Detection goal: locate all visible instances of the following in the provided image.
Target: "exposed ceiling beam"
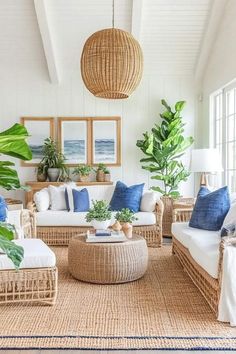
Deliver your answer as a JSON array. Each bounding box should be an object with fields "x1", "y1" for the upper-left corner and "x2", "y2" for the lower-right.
[
  {"x1": 131, "y1": 0, "x2": 143, "y2": 40},
  {"x1": 194, "y1": 0, "x2": 229, "y2": 85},
  {"x1": 34, "y1": 0, "x2": 60, "y2": 84}
]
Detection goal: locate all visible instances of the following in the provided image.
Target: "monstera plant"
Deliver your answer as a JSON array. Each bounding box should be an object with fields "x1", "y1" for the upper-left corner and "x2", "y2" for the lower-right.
[
  {"x1": 137, "y1": 99, "x2": 194, "y2": 198},
  {"x1": 0, "y1": 124, "x2": 32, "y2": 269}
]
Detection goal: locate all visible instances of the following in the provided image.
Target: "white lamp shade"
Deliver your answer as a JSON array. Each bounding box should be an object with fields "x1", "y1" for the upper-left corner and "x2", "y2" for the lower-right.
[{"x1": 190, "y1": 148, "x2": 223, "y2": 173}]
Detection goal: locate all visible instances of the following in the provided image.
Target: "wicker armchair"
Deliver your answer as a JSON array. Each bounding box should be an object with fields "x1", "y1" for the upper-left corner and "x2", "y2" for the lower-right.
[
  {"x1": 0, "y1": 209, "x2": 57, "y2": 305},
  {"x1": 172, "y1": 205, "x2": 234, "y2": 315},
  {"x1": 27, "y1": 199, "x2": 164, "y2": 248}
]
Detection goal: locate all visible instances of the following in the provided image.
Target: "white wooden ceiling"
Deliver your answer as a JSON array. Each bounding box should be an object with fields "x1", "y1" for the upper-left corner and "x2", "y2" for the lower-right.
[{"x1": 0, "y1": 0, "x2": 226, "y2": 83}]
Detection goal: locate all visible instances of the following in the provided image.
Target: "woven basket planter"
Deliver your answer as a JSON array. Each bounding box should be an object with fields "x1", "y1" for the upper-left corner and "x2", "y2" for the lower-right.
[{"x1": 81, "y1": 28, "x2": 143, "y2": 99}]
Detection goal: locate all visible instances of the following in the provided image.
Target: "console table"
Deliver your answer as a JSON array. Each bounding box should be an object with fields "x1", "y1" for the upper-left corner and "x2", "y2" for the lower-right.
[{"x1": 25, "y1": 181, "x2": 113, "y2": 205}]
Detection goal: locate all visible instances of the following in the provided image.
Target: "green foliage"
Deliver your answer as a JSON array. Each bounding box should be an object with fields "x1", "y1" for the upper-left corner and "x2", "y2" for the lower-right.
[
  {"x1": 0, "y1": 123, "x2": 32, "y2": 268},
  {"x1": 136, "y1": 99, "x2": 194, "y2": 198},
  {"x1": 86, "y1": 200, "x2": 112, "y2": 222},
  {"x1": 115, "y1": 208, "x2": 137, "y2": 223},
  {"x1": 73, "y1": 164, "x2": 93, "y2": 177},
  {"x1": 0, "y1": 124, "x2": 32, "y2": 190},
  {"x1": 0, "y1": 223, "x2": 24, "y2": 270},
  {"x1": 40, "y1": 138, "x2": 70, "y2": 181},
  {"x1": 96, "y1": 163, "x2": 106, "y2": 172}
]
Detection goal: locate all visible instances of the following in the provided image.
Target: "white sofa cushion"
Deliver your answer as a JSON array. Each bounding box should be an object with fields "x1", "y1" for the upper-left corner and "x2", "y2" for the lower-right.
[
  {"x1": 34, "y1": 188, "x2": 50, "y2": 212},
  {"x1": 48, "y1": 185, "x2": 67, "y2": 211},
  {"x1": 36, "y1": 210, "x2": 156, "y2": 227},
  {"x1": 0, "y1": 239, "x2": 56, "y2": 270},
  {"x1": 172, "y1": 222, "x2": 220, "y2": 279},
  {"x1": 140, "y1": 191, "x2": 157, "y2": 212}
]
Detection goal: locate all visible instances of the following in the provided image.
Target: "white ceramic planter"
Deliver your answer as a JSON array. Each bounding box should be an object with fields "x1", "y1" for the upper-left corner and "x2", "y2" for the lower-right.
[
  {"x1": 47, "y1": 168, "x2": 60, "y2": 182},
  {"x1": 91, "y1": 220, "x2": 111, "y2": 230}
]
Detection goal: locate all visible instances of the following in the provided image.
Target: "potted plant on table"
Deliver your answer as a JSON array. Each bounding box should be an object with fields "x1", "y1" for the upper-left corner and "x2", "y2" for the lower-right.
[
  {"x1": 136, "y1": 99, "x2": 194, "y2": 236},
  {"x1": 36, "y1": 162, "x2": 47, "y2": 182},
  {"x1": 0, "y1": 123, "x2": 32, "y2": 269},
  {"x1": 73, "y1": 164, "x2": 92, "y2": 182},
  {"x1": 86, "y1": 200, "x2": 112, "y2": 230},
  {"x1": 103, "y1": 167, "x2": 111, "y2": 182},
  {"x1": 40, "y1": 137, "x2": 69, "y2": 182},
  {"x1": 114, "y1": 208, "x2": 137, "y2": 239}
]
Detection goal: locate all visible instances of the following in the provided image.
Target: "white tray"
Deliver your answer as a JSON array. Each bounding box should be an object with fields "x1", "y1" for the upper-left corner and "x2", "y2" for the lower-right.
[{"x1": 86, "y1": 231, "x2": 127, "y2": 243}]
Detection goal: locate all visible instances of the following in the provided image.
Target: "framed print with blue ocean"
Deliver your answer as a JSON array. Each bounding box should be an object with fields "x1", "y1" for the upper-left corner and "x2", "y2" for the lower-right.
[
  {"x1": 20, "y1": 117, "x2": 55, "y2": 166},
  {"x1": 58, "y1": 118, "x2": 90, "y2": 166},
  {"x1": 91, "y1": 117, "x2": 121, "y2": 166}
]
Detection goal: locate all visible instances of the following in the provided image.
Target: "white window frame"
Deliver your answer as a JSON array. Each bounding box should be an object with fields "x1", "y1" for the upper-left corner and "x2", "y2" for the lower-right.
[{"x1": 210, "y1": 79, "x2": 236, "y2": 192}]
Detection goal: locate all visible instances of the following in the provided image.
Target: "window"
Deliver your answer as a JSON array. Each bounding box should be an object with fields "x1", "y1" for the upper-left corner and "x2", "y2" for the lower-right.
[{"x1": 211, "y1": 81, "x2": 236, "y2": 192}]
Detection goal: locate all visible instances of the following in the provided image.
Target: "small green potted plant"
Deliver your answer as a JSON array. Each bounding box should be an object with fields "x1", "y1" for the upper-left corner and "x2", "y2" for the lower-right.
[
  {"x1": 86, "y1": 200, "x2": 112, "y2": 230},
  {"x1": 96, "y1": 163, "x2": 107, "y2": 182},
  {"x1": 115, "y1": 208, "x2": 137, "y2": 238},
  {"x1": 40, "y1": 137, "x2": 68, "y2": 182},
  {"x1": 73, "y1": 164, "x2": 92, "y2": 182},
  {"x1": 36, "y1": 162, "x2": 47, "y2": 182},
  {"x1": 103, "y1": 167, "x2": 111, "y2": 182}
]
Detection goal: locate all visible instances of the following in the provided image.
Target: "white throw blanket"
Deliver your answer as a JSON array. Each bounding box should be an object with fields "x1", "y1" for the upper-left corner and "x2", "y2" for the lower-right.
[{"x1": 218, "y1": 245, "x2": 236, "y2": 326}]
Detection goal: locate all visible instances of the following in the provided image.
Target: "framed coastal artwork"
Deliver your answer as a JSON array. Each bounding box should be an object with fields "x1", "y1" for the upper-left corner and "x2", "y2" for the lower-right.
[
  {"x1": 20, "y1": 117, "x2": 55, "y2": 166},
  {"x1": 58, "y1": 117, "x2": 121, "y2": 166},
  {"x1": 91, "y1": 117, "x2": 121, "y2": 165},
  {"x1": 58, "y1": 118, "x2": 90, "y2": 166}
]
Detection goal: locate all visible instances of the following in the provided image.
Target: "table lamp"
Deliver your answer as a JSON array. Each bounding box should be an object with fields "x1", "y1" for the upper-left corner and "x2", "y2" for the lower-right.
[{"x1": 189, "y1": 148, "x2": 223, "y2": 187}]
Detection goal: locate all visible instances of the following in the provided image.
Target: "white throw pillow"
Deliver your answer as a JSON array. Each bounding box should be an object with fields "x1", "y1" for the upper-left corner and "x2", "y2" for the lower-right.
[
  {"x1": 222, "y1": 203, "x2": 236, "y2": 229},
  {"x1": 140, "y1": 191, "x2": 158, "y2": 212},
  {"x1": 7, "y1": 210, "x2": 24, "y2": 239},
  {"x1": 34, "y1": 188, "x2": 50, "y2": 212},
  {"x1": 48, "y1": 185, "x2": 67, "y2": 211}
]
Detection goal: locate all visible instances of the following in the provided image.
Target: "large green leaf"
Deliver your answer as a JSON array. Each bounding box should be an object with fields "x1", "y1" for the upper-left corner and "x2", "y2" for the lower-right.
[
  {"x1": 0, "y1": 161, "x2": 21, "y2": 190},
  {"x1": 0, "y1": 223, "x2": 24, "y2": 269},
  {"x1": 175, "y1": 101, "x2": 186, "y2": 112},
  {"x1": 0, "y1": 123, "x2": 32, "y2": 160}
]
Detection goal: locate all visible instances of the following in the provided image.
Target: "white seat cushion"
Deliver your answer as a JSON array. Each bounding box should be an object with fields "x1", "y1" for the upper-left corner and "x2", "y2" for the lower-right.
[
  {"x1": 0, "y1": 239, "x2": 56, "y2": 270},
  {"x1": 36, "y1": 210, "x2": 156, "y2": 227},
  {"x1": 172, "y1": 222, "x2": 220, "y2": 279}
]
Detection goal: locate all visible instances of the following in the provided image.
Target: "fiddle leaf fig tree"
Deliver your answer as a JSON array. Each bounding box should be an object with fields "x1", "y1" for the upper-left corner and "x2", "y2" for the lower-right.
[
  {"x1": 137, "y1": 100, "x2": 194, "y2": 198},
  {"x1": 0, "y1": 123, "x2": 32, "y2": 269}
]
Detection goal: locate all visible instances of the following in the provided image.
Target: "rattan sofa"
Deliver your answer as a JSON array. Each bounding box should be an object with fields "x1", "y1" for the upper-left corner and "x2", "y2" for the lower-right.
[
  {"x1": 172, "y1": 206, "x2": 235, "y2": 315},
  {"x1": 27, "y1": 184, "x2": 164, "y2": 247},
  {"x1": 0, "y1": 209, "x2": 58, "y2": 305}
]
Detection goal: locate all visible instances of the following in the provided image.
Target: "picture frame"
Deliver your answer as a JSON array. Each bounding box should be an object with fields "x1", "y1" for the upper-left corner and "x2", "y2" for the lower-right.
[
  {"x1": 91, "y1": 117, "x2": 121, "y2": 166},
  {"x1": 20, "y1": 117, "x2": 55, "y2": 166},
  {"x1": 58, "y1": 118, "x2": 91, "y2": 166}
]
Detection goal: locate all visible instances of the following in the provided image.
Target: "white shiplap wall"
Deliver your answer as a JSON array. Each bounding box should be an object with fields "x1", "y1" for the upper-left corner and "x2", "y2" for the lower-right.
[{"x1": 0, "y1": 0, "x2": 196, "y2": 202}]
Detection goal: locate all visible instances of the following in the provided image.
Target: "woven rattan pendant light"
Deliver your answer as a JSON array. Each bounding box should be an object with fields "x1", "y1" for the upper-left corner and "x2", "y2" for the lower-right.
[{"x1": 80, "y1": 0, "x2": 143, "y2": 99}]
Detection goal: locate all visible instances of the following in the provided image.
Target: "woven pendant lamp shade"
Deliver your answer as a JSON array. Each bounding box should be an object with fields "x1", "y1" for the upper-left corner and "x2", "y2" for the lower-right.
[{"x1": 81, "y1": 28, "x2": 143, "y2": 99}]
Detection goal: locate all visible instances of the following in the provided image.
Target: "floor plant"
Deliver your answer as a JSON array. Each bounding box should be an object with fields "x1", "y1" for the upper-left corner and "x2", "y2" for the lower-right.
[{"x1": 0, "y1": 123, "x2": 32, "y2": 269}]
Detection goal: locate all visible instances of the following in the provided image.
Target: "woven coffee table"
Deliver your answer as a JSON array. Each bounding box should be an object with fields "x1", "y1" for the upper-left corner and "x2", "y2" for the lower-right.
[{"x1": 68, "y1": 234, "x2": 148, "y2": 284}]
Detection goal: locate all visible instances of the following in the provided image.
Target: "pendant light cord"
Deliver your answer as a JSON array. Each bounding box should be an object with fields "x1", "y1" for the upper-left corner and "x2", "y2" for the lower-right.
[{"x1": 112, "y1": 0, "x2": 115, "y2": 28}]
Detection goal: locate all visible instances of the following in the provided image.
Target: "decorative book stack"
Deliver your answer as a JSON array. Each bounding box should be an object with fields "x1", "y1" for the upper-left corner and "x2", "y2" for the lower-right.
[{"x1": 86, "y1": 230, "x2": 127, "y2": 243}]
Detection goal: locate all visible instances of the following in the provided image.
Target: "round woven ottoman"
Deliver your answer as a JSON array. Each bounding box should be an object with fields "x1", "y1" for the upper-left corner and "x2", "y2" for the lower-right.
[{"x1": 68, "y1": 235, "x2": 148, "y2": 284}]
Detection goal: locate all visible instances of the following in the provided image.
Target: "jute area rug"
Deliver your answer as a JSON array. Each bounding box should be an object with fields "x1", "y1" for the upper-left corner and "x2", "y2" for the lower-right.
[{"x1": 0, "y1": 245, "x2": 236, "y2": 351}]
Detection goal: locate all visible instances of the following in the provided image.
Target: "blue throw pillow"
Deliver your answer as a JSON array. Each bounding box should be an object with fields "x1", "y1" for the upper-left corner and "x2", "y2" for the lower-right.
[
  {"x1": 110, "y1": 181, "x2": 144, "y2": 212},
  {"x1": 65, "y1": 188, "x2": 89, "y2": 212},
  {"x1": 0, "y1": 196, "x2": 7, "y2": 222},
  {"x1": 189, "y1": 186, "x2": 230, "y2": 231}
]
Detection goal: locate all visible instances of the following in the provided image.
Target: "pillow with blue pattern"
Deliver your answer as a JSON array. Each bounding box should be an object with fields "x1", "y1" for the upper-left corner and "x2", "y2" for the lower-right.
[
  {"x1": 189, "y1": 186, "x2": 230, "y2": 231},
  {"x1": 0, "y1": 196, "x2": 7, "y2": 222}
]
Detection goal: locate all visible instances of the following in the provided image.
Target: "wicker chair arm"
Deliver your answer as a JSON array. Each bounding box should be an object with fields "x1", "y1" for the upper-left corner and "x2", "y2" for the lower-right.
[
  {"x1": 20, "y1": 209, "x2": 37, "y2": 238},
  {"x1": 172, "y1": 207, "x2": 193, "y2": 223}
]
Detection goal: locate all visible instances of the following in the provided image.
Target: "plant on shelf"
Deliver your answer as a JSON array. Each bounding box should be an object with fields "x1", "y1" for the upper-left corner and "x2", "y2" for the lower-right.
[
  {"x1": 96, "y1": 163, "x2": 107, "y2": 182},
  {"x1": 36, "y1": 162, "x2": 47, "y2": 182},
  {"x1": 40, "y1": 137, "x2": 69, "y2": 182},
  {"x1": 73, "y1": 164, "x2": 93, "y2": 182},
  {"x1": 86, "y1": 200, "x2": 112, "y2": 230},
  {"x1": 0, "y1": 123, "x2": 32, "y2": 269},
  {"x1": 114, "y1": 208, "x2": 137, "y2": 239},
  {"x1": 103, "y1": 167, "x2": 111, "y2": 182},
  {"x1": 136, "y1": 99, "x2": 194, "y2": 236},
  {"x1": 137, "y1": 99, "x2": 194, "y2": 198}
]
